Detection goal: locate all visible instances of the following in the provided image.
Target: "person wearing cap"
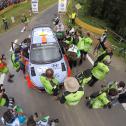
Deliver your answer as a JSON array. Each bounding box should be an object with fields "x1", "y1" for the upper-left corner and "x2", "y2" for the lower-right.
[
  {"x1": 40, "y1": 68, "x2": 59, "y2": 96},
  {"x1": 66, "y1": 44, "x2": 81, "y2": 68},
  {"x1": 0, "y1": 54, "x2": 14, "y2": 83},
  {"x1": 77, "y1": 32, "x2": 93, "y2": 64},
  {"x1": 60, "y1": 77, "x2": 84, "y2": 105}
]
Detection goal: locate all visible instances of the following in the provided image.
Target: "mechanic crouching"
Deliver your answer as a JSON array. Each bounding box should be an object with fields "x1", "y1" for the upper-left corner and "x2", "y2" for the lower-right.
[
  {"x1": 86, "y1": 88, "x2": 118, "y2": 109},
  {"x1": 11, "y1": 48, "x2": 25, "y2": 74},
  {"x1": 60, "y1": 77, "x2": 84, "y2": 105},
  {"x1": 40, "y1": 68, "x2": 60, "y2": 96},
  {"x1": 0, "y1": 86, "x2": 14, "y2": 108}
]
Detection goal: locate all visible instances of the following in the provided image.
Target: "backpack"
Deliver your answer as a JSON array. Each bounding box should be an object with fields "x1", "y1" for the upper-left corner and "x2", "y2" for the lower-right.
[{"x1": 3, "y1": 109, "x2": 17, "y2": 124}]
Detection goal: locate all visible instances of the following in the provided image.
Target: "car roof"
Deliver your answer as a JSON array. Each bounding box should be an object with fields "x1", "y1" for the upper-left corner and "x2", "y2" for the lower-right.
[{"x1": 31, "y1": 27, "x2": 57, "y2": 44}]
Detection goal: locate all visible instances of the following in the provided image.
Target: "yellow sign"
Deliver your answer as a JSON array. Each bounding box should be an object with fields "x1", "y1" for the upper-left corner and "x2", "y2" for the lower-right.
[{"x1": 75, "y1": 3, "x2": 82, "y2": 10}]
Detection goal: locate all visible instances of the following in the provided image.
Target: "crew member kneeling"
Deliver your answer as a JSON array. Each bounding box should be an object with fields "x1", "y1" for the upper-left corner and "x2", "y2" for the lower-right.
[
  {"x1": 40, "y1": 69, "x2": 59, "y2": 96},
  {"x1": 60, "y1": 77, "x2": 84, "y2": 105}
]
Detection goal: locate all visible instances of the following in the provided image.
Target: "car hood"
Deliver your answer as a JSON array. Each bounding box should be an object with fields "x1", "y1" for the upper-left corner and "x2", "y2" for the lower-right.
[{"x1": 28, "y1": 58, "x2": 67, "y2": 88}]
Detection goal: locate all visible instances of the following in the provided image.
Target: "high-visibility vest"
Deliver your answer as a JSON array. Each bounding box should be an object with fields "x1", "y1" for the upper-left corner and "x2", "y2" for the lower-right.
[
  {"x1": 65, "y1": 87, "x2": 84, "y2": 105},
  {"x1": 40, "y1": 76, "x2": 59, "y2": 95},
  {"x1": 0, "y1": 60, "x2": 8, "y2": 74},
  {"x1": 77, "y1": 37, "x2": 92, "y2": 52},
  {"x1": 0, "y1": 62, "x2": 6, "y2": 69},
  {"x1": 71, "y1": 12, "x2": 76, "y2": 19},
  {"x1": 91, "y1": 92, "x2": 110, "y2": 109},
  {"x1": 11, "y1": 53, "x2": 20, "y2": 70},
  {"x1": 0, "y1": 98, "x2": 6, "y2": 107},
  {"x1": 83, "y1": 37, "x2": 93, "y2": 52},
  {"x1": 91, "y1": 62, "x2": 109, "y2": 80}
]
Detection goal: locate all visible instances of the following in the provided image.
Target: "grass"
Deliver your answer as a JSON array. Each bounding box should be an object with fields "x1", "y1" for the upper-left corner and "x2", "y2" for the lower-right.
[{"x1": 0, "y1": 0, "x2": 57, "y2": 33}]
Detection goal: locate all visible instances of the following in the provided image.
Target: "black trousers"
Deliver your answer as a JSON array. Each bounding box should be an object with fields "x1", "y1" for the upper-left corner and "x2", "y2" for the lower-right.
[
  {"x1": 80, "y1": 51, "x2": 87, "y2": 64},
  {"x1": 71, "y1": 19, "x2": 75, "y2": 25},
  {"x1": 118, "y1": 92, "x2": 126, "y2": 103},
  {"x1": 4, "y1": 22, "x2": 8, "y2": 30},
  {"x1": 88, "y1": 75, "x2": 98, "y2": 87}
]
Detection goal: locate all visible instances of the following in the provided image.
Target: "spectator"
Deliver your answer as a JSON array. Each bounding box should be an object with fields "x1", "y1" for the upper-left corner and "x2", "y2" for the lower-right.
[
  {"x1": 21, "y1": 14, "x2": 29, "y2": 32},
  {"x1": 0, "y1": 54, "x2": 14, "y2": 82},
  {"x1": 2, "y1": 15, "x2": 9, "y2": 31}
]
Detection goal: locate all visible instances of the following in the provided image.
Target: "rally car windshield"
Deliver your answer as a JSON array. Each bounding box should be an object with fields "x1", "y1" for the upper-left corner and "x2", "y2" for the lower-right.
[{"x1": 30, "y1": 44, "x2": 62, "y2": 64}]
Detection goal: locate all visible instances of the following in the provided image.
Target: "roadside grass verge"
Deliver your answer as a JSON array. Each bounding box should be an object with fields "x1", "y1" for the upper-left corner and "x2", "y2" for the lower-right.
[{"x1": 0, "y1": 0, "x2": 57, "y2": 33}]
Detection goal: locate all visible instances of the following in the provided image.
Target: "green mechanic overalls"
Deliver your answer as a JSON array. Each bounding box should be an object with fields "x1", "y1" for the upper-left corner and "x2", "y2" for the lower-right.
[
  {"x1": 11, "y1": 53, "x2": 20, "y2": 72},
  {"x1": 91, "y1": 62, "x2": 109, "y2": 80},
  {"x1": 77, "y1": 37, "x2": 92, "y2": 52},
  {"x1": 40, "y1": 76, "x2": 59, "y2": 95},
  {"x1": 64, "y1": 87, "x2": 84, "y2": 105},
  {"x1": 90, "y1": 92, "x2": 110, "y2": 109},
  {"x1": 0, "y1": 97, "x2": 6, "y2": 107}
]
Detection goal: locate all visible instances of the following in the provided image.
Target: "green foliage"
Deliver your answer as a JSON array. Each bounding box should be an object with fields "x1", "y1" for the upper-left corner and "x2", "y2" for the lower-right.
[{"x1": 78, "y1": 0, "x2": 126, "y2": 38}]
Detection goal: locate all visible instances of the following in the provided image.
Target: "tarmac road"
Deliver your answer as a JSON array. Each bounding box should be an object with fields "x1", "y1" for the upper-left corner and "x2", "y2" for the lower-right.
[{"x1": 0, "y1": 4, "x2": 126, "y2": 126}]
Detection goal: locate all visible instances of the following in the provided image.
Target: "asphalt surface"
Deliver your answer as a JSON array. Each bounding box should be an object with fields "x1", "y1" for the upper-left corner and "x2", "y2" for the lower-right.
[{"x1": 0, "y1": 4, "x2": 126, "y2": 126}]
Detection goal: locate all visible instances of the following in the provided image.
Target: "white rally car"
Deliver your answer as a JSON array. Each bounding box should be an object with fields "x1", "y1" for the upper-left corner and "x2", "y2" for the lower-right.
[{"x1": 26, "y1": 26, "x2": 71, "y2": 89}]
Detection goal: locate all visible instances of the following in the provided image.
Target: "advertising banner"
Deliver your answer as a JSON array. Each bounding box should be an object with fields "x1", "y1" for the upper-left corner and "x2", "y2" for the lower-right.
[
  {"x1": 58, "y1": 0, "x2": 67, "y2": 13},
  {"x1": 31, "y1": 0, "x2": 39, "y2": 13}
]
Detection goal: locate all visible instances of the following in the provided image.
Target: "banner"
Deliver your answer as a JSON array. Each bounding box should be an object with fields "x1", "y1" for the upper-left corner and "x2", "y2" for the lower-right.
[
  {"x1": 31, "y1": 0, "x2": 39, "y2": 13},
  {"x1": 58, "y1": 0, "x2": 67, "y2": 13}
]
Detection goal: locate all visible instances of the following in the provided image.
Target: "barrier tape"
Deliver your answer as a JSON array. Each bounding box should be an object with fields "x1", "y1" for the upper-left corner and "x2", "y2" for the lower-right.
[{"x1": 75, "y1": 18, "x2": 105, "y2": 35}]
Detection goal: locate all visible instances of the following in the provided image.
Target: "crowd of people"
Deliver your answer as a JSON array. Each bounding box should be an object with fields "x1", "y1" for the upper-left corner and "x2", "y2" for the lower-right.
[
  {"x1": 0, "y1": 14, "x2": 126, "y2": 125},
  {"x1": 52, "y1": 15, "x2": 126, "y2": 108},
  {"x1": 2, "y1": 13, "x2": 29, "y2": 31},
  {"x1": 0, "y1": 0, "x2": 26, "y2": 10}
]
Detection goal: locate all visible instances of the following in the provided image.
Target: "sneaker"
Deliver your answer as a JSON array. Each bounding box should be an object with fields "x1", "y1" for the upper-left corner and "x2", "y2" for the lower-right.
[
  {"x1": 8, "y1": 79, "x2": 13, "y2": 83},
  {"x1": 10, "y1": 74, "x2": 14, "y2": 78},
  {"x1": 0, "y1": 84, "x2": 3, "y2": 90}
]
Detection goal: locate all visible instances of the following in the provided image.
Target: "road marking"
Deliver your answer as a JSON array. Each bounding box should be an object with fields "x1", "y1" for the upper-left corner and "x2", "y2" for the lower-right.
[
  {"x1": 0, "y1": 73, "x2": 6, "y2": 84},
  {"x1": 87, "y1": 54, "x2": 94, "y2": 65},
  {"x1": 10, "y1": 39, "x2": 18, "y2": 52},
  {"x1": 87, "y1": 54, "x2": 126, "y2": 111},
  {"x1": 122, "y1": 103, "x2": 126, "y2": 110}
]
